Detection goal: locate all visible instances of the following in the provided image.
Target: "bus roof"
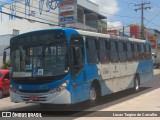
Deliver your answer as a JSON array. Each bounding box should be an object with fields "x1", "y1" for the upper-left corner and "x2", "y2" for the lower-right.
[
  {"x1": 11, "y1": 28, "x2": 150, "y2": 44},
  {"x1": 76, "y1": 29, "x2": 150, "y2": 44}
]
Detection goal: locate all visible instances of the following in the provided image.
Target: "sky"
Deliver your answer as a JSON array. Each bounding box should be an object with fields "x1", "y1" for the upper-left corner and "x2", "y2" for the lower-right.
[{"x1": 90, "y1": 0, "x2": 160, "y2": 31}]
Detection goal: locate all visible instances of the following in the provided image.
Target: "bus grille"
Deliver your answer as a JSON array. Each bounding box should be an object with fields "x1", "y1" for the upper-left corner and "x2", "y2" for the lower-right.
[
  {"x1": 21, "y1": 96, "x2": 47, "y2": 102},
  {"x1": 12, "y1": 74, "x2": 67, "y2": 85}
]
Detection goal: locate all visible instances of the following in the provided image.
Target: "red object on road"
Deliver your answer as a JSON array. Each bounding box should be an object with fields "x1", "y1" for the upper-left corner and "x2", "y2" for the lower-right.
[{"x1": 0, "y1": 69, "x2": 10, "y2": 98}]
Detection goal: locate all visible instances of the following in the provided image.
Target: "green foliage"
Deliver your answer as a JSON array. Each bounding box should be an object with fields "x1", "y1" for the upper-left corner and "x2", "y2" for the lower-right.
[{"x1": 1, "y1": 60, "x2": 11, "y2": 70}]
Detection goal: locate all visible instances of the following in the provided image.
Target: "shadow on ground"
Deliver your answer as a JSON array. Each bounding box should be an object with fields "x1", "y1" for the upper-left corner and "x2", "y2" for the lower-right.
[
  {"x1": 3, "y1": 73, "x2": 160, "y2": 117},
  {"x1": 7, "y1": 87, "x2": 153, "y2": 117}
]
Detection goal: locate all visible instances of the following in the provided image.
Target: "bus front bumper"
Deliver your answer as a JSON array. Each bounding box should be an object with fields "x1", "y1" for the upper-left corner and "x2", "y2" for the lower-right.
[{"x1": 10, "y1": 89, "x2": 71, "y2": 104}]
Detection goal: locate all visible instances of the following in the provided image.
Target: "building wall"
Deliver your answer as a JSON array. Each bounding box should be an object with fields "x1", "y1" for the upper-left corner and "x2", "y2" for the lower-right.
[
  {"x1": 0, "y1": 34, "x2": 13, "y2": 67},
  {"x1": 0, "y1": 1, "x2": 59, "y2": 35},
  {"x1": 118, "y1": 26, "x2": 130, "y2": 37},
  {"x1": 130, "y1": 25, "x2": 140, "y2": 38},
  {"x1": 0, "y1": 0, "x2": 102, "y2": 35},
  {"x1": 77, "y1": 0, "x2": 98, "y2": 12}
]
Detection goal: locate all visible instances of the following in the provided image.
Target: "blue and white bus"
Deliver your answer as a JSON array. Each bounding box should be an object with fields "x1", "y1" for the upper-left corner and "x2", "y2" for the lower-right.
[{"x1": 3, "y1": 28, "x2": 153, "y2": 105}]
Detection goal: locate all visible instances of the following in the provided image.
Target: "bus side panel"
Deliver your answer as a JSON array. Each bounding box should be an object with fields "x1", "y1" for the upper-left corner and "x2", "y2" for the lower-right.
[
  {"x1": 145, "y1": 60, "x2": 154, "y2": 82},
  {"x1": 71, "y1": 85, "x2": 84, "y2": 104},
  {"x1": 70, "y1": 65, "x2": 99, "y2": 104},
  {"x1": 100, "y1": 79, "x2": 112, "y2": 96},
  {"x1": 136, "y1": 60, "x2": 153, "y2": 84}
]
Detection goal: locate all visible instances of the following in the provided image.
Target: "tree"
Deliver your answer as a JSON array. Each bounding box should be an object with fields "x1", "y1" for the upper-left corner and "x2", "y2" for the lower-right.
[{"x1": 1, "y1": 60, "x2": 11, "y2": 70}]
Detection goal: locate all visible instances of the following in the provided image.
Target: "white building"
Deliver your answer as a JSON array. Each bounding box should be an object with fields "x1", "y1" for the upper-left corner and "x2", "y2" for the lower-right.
[
  {"x1": 0, "y1": 34, "x2": 13, "y2": 66},
  {"x1": 0, "y1": 0, "x2": 59, "y2": 35},
  {"x1": 0, "y1": 0, "x2": 107, "y2": 35}
]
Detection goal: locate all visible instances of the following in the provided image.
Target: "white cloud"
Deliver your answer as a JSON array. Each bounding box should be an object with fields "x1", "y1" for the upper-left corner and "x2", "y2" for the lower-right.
[
  {"x1": 89, "y1": 0, "x2": 122, "y2": 29},
  {"x1": 107, "y1": 21, "x2": 123, "y2": 29},
  {"x1": 89, "y1": 0, "x2": 119, "y2": 16}
]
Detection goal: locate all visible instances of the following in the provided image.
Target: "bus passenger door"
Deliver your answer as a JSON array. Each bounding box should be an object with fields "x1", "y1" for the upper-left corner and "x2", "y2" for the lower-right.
[{"x1": 69, "y1": 34, "x2": 85, "y2": 102}]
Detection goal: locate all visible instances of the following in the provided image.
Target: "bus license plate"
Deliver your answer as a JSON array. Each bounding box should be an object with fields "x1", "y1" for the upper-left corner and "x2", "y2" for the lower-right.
[{"x1": 29, "y1": 96, "x2": 39, "y2": 101}]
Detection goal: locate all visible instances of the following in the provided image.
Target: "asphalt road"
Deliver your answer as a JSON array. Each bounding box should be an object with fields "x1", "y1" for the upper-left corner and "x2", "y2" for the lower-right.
[{"x1": 0, "y1": 69, "x2": 160, "y2": 120}]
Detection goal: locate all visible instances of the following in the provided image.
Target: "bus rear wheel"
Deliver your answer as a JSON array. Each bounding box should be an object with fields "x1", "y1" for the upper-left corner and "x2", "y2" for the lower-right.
[
  {"x1": 134, "y1": 76, "x2": 140, "y2": 92},
  {"x1": 89, "y1": 84, "x2": 98, "y2": 106}
]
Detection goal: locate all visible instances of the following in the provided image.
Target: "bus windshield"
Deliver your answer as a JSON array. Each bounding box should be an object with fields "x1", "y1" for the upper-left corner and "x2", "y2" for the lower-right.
[{"x1": 10, "y1": 30, "x2": 68, "y2": 78}]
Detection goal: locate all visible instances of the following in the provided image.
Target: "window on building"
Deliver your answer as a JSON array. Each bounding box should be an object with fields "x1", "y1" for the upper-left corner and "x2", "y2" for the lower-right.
[
  {"x1": 86, "y1": 37, "x2": 98, "y2": 64},
  {"x1": 77, "y1": 7, "x2": 84, "y2": 23},
  {"x1": 13, "y1": 29, "x2": 19, "y2": 35}
]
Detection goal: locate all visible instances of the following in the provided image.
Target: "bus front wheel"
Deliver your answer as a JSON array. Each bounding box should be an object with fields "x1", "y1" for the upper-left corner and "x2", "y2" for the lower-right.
[{"x1": 89, "y1": 84, "x2": 98, "y2": 106}]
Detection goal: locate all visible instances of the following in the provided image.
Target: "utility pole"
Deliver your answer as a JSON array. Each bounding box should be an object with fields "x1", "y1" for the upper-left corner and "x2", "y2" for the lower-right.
[{"x1": 135, "y1": 1, "x2": 151, "y2": 40}]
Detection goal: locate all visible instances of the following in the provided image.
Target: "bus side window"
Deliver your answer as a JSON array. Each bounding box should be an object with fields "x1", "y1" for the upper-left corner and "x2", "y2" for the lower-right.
[
  {"x1": 110, "y1": 40, "x2": 119, "y2": 63},
  {"x1": 70, "y1": 35, "x2": 84, "y2": 76},
  {"x1": 126, "y1": 42, "x2": 134, "y2": 62},
  {"x1": 86, "y1": 37, "x2": 98, "y2": 64},
  {"x1": 71, "y1": 46, "x2": 83, "y2": 66},
  {"x1": 98, "y1": 38, "x2": 110, "y2": 64},
  {"x1": 133, "y1": 43, "x2": 140, "y2": 61},
  {"x1": 118, "y1": 41, "x2": 127, "y2": 62},
  {"x1": 146, "y1": 44, "x2": 152, "y2": 60},
  {"x1": 139, "y1": 43, "x2": 145, "y2": 60},
  {"x1": 144, "y1": 44, "x2": 147, "y2": 60}
]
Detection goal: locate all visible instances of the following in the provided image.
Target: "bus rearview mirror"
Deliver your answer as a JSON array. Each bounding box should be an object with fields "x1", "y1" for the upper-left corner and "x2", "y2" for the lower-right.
[{"x1": 3, "y1": 51, "x2": 6, "y2": 64}]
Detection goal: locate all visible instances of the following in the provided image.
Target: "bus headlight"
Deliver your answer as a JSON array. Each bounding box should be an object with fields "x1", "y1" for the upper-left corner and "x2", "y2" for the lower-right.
[
  {"x1": 50, "y1": 80, "x2": 69, "y2": 94},
  {"x1": 10, "y1": 85, "x2": 18, "y2": 93}
]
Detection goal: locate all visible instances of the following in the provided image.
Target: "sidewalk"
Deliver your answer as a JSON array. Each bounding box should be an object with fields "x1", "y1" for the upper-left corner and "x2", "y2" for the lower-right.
[
  {"x1": 0, "y1": 96, "x2": 33, "y2": 110},
  {"x1": 74, "y1": 88, "x2": 160, "y2": 120}
]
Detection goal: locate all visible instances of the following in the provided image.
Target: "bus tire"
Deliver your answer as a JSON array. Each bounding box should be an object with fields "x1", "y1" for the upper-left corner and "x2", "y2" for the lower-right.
[
  {"x1": 0, "y1": 89, "x2": 3, "y2": 99},
  {"x1": 89, "y1": 84, "x2": 98, "y2": 106},
  {"x1": 134, "y1": 76, "x2": 140, "y2": 92}
]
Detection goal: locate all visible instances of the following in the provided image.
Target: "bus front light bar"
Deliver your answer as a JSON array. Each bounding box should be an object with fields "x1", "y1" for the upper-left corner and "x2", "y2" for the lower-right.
[{"x1": 49, "y1": 80, "x2": 69, "y2": 94}]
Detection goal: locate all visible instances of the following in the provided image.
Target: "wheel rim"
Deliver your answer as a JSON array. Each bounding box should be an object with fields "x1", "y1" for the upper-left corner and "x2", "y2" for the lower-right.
[{"x1": 89, "y1": 87, "x2": 96, "y2": 101}]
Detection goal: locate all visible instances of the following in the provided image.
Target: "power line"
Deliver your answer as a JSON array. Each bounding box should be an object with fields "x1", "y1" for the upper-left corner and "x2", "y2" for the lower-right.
[
  {"x1": 144, "y1": 18, "x2": 160, "y2": 28},
  {"x1": 145, "y1": 10, "x2": 160, "y2": 26}
]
